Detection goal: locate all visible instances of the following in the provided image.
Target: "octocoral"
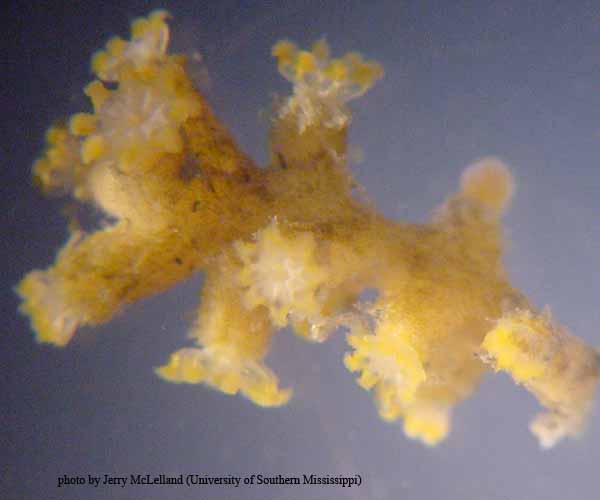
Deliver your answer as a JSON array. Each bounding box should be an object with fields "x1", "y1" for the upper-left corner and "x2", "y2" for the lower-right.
[{"x1": 17, "y1": 11, "x2": 599, "y2": 447}]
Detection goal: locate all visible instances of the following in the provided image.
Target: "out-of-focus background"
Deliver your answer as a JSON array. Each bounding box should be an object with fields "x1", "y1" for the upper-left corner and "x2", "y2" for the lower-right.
[{"x1": 3, "y1": 1, "x2": 600, "y2": 499}]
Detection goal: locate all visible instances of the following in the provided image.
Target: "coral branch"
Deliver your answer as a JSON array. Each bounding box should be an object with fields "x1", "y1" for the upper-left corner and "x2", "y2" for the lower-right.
[{"x1": 17, "y1": 11, "x2": 598, "y2": 448}]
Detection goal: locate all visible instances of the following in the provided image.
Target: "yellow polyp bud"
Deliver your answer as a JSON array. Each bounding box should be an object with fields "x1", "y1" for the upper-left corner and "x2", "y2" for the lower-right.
[
  {"x1": 403, "y1": 411, "x2": 449, "y2": 446},
  {"x1": 182, "y1": 363, "x2": 204, "y2": 384},
  {"x1": 291, "y1": 319, "x2": 330, "y2": 343},
  {"x1": 116, "y1": 64, "x2": 138, "y2": 84},
  {"x1": 130, "y1": 18, "x2": 150, "y2": 38},
  {"x1": 342, "y1": 51, "x2": 362, "y2": 68},
  {"x1": 273, "y1": 39, "x2": 383, "y2": 130},
  {"x1": 482, "y1": 324, "x2": 548, "y2": 381},
  {"x1": 324, "y1": 59, "x2": 348, "y2": 81},
  {"x1": 46, "y1": 146, "x2": 68, "y2": 165},
  {"x1": 16, "y1": 271, "x2": 79, "y2": 347},
  {"x1": 295, "y1": 51, "x2": 317, "y2": 78},
  {"x1": 214, "y1": 372, "x2": 238, "y2": 395},
  {"x1": 131, "y1": 9, "x2": 169, "y2": 38},
  {"x1": 84, "y1": 81, "x2": 111, "y2": 109},
  {"x1": 81, "y1": 135, "x2": 106, "y2": 164},
  {"x1": 148, "y1": 9, "x2": 170, "y2": 24},
  {"x1": 460, "y1": 157, "x2": 515, "y2": 217},
  {"x1": 155, "y1": 350, "x2": 206, "y2": 384},
  {"x1": 106, "y1": 37, "x2": 127, "y2": 56},
  {"x1": 245, "y1": 381, "x2": 292, "y2": 408},
  {"x1": 269, "y1": 306, "x2": 289, "y2": 328},
  {"x1": 379, "y1": 405, "x2": 401, "y2": 422},
  {"x1": 69, "y1": 113, "x2": 97, "y2": 136},
  {"x1": 375, "y1": 384, "x2": 403, "y2": 421},
  {"x1": 346, "y1": 327, "x2": 426, "y2": 405},
  {"x1": 148, "y1": 10, "x2": 170, "y2": 35},
  {"x1": 46, "y1": 126, "x2": 68, "y2": 145},
  {"x1": 311, "y1": 39, "x2": 330, "y2": 61},
  {"x1": 343, "y1": 351, "x2": 361, "y2": 372},
  {"x1": 29, "y1": 310, "x2": 67, "y2": 345},
  {"x1": 91, "y1": 50, "x2": 110, "y2": 77},
  {"x1": 358, "y1": 370, "x2": 378, "y2": 390},
  {"x1": 351, "y1": 61, "x2": 384, "y2": 89},
  {"x1": 272, "y1": 40, "x2": 297, "y2": 64},
  {"x1": 91, "y1": 11, "x2": 171, "y2": 82},
  {"x1": 154, "y1": 363, "x2": 174, "y2": 381},
  {"x1": 32, "y1": 158, "x2": 50, "y2": 184},
  {"x1": 191, "y1": 360, "x2": 212, "y2": 382}
]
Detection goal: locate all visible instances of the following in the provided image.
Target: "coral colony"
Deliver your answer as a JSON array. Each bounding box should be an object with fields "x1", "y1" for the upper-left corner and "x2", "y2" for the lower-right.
[{"x1": 18, "y1": 11, "x2": 599, "y2": 447}]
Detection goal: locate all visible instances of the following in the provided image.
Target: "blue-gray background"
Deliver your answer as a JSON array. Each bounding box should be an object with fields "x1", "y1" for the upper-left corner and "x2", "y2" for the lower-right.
[{"x1": 3, "y1": 1, "x2": 600, "y2": 499}]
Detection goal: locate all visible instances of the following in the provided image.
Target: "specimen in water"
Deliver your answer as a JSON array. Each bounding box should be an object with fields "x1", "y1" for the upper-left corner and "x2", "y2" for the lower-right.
[{"x1": 18, "y1": 11, "x2": 599, "y2": 447}]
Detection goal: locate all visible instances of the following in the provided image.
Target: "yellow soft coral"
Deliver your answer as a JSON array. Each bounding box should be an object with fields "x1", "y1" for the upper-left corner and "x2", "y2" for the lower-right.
[
  {"x1": 403, "y1": 404, "x2": 451, "y2": 447},
  {"x1": 482, "y1": 310, "x2": 599, "y2": 448},
  {"x1": 17, "y1": 268, "x2": 80, "y2": 346},
  {"x1": 235, "y1": 219, "x2": 329, "y2": 329},
  {"x1": 157, "y1": 252, "x2": 291, "y2": 407},
  {"x1": 91, "y1": 9, "x2": 170, "y2": 82},
  {"x1": 345, "y1": 323, "x2": 426, "y2": 418},
  {"x1": 17, "y1": 11, "x2": 599, "y2": 448},
  {"x1": 32, "y1": 124, "x2": 88, "y2": 200},
  {"x1": 79, "y1": 60, "x2": 202, "y2": 168},
  {"x1": 272, "y1": 38, "x2": 383, "y2": 131}
]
